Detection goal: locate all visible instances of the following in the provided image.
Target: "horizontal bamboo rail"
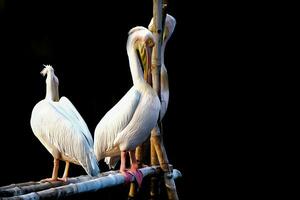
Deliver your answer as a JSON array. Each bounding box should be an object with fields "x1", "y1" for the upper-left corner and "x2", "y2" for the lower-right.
[
  {"x1": 0, "y1": 166, "x2": 181, "y2": 200},
  {"x1": 0, "y1": 171, "x2": 115, "y2": 197}
]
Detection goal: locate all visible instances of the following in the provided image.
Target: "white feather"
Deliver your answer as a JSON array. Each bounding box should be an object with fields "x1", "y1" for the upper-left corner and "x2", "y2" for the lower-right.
[{"x1": 58, "y1": 97, "x2": 93, "y2": 147}]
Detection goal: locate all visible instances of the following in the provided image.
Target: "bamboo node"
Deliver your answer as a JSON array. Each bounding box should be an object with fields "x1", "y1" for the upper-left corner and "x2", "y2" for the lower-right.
[
  {"x1": 160, "y1": 163, "x2": 173, "y2": 173},
  {"x1": 165, "y1": 171, "x2": 173, "y2": 179}
]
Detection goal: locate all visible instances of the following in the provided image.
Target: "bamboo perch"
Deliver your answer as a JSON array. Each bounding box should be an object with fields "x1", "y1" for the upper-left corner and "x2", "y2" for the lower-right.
[
  {"x1": 0, "y1": 171, "x2": 117, "y2": 197},
  {"x1": 1, "y1": 166, "x2": 181, "y2": 200},
  {"x1": 0, "y1": 182, "x2": 37, "y2": 192}
]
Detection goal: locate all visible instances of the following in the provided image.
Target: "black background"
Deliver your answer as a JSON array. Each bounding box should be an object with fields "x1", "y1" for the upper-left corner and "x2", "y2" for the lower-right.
[{"x1": 0, "y1": 0, "x2": 262, "y2": 199}]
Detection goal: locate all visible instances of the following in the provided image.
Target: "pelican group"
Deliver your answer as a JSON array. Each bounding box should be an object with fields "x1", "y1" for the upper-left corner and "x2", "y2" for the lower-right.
[{"x1": 29, "y1": 14, "x2": 176, "y2": 187}]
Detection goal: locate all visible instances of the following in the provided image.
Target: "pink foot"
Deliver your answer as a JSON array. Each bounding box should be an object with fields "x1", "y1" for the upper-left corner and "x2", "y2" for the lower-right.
[
  {"x1": 58, "y1": 177, "x2": 68, "y2": 182},
  {"x1": 122, "y1": 170, "x2": 134, "y2": 184},
  {"x1": 40, "y1": 178, "x2": 58, "y2": 183},
  {"x1": 129, "y1": 169, "x2": 143, "y2": 187}
]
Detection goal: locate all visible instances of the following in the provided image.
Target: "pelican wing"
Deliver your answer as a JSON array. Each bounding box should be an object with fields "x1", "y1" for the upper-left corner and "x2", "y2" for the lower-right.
[
  {"x1": 94, "y1": 87, "x2": 140, "y2": 160},
  {"x1": 113, "y1": 86, "x2": 160, "y2": 151},
  {"x1": 58, "y1": 97, "x2": 93, "y2": 147}
]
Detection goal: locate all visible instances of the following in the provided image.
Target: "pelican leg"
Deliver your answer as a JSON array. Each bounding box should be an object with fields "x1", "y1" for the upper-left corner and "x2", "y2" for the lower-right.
[
  {"x1": 120, "y1": 151, "x2": 127, "y2": 173},
  {"x1": 41, "y1": 158, "x2": 59, "y2": 182},
  {"x1": 129, "y1": 150, "x2": 143, "y2": 187},
  {"x1": 129, "y1": 150, "x2": 138, "y2": 172},
  {"x1": 58, "y1": 161, "x2": 69, "y2": 182},
  {"x1": 120, "y1": 151, "x2": 133, "y2": 184}
]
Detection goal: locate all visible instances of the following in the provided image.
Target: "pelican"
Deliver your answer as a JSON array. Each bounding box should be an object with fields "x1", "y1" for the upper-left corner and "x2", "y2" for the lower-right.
[
  {"x1": 148, "y1": 14, "x2": 176, "y2": 121},
  {"x1": 94, "y1": 27, "x2": 160, "y2": 186},
  {"x1": 30, "y1": 65, "x2": 99, "y2": 182}
]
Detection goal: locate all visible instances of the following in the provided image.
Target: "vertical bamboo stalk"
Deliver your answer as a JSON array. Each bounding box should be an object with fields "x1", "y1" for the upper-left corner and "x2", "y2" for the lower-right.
[
  {"x1": 150, "y1": 126, "x2": 160, "y2": 199},
  {"x1": 150, "y1": 0, "x2": 179, "y2": 199},
  {"x1": 135, "y1": 145, "x2": 143, "y2": 167},
  {"x1": 128, "y1": 183, "x2": 136, "y2": 200},
  {"x1": 150, "y1": 1, "x2": 163, "y2": 198},
  {"x1": 131, "y1": 146, "x2": 143, "y2": 198},
  {"x1": 135, "y1": 138, "x2": 150, "y2": 167},
  {"x1": 151, "y1": 0, "x2": 162, "y2": 95}
]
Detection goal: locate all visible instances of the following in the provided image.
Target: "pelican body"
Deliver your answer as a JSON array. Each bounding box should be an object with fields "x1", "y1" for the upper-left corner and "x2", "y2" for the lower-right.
[
  {"x1": 94, "y1": 27, "x2": 160, "y2": 185},
  {"x1": 31, "y1": 65, "x2": 99, "y2": 181}
]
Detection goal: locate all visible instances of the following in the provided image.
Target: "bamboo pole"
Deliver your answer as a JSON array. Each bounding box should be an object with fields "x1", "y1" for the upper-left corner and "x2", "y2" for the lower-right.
[
  {"x1": 150, "y1": 126, "x2": 160, "y2": 199},
  {"x1": 135, "y1": 139, "x2": 150, "y2": 168},
  {"x1": 150, "y1": 0, "x2": 179, "y2": 199},
  {"x1": 1, "y1": 166, "x2": 181, "y2": 200},
  {"x1": 151, "y1": 0, "x2": 163, "y2": 94},
  {"x1": 0, "y1": 182, "x2": 37, "y2": 192},
  {"x1": 0, "y1": 171, "x2": 118, "y2": 197},
  {"x1": 150, "y1": 1, "x2": 164, "y2": 198}
]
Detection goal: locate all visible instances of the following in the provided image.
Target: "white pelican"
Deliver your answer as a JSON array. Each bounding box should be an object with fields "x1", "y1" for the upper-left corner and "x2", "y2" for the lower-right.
[
  {"x1": 30, "y1": 65, "x2": 99, "y2": 182},
  {"x1": 148, "y1": 14, "x2": 176, "y2": 121},
  {"x1": 94, "y1": 27, "x2": 160, "y2": 186}
]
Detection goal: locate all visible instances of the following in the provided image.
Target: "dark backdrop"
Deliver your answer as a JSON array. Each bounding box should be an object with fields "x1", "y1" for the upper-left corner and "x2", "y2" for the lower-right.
[{"x1": 0, "y1": 0, "x2": 259, "y2": 199}]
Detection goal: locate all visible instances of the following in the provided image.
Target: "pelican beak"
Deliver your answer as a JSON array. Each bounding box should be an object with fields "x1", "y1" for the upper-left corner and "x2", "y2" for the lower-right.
[
  {"x1": 145, "y1": 46, "x2": 152, "y2": 84},
  {"x1": 40, "y1": 67, "x2": 48, "y2": 76}
]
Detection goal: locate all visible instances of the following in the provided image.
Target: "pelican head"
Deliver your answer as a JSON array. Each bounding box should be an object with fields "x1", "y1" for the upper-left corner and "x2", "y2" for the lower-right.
[
  {"x1": 41, "y1": 64, "x2": 59, "y2": 101},
  {"x1": 40, "y1": 64, "x2": 55, "y2": 76},
  {"x1": 148, "y1": 14, "x2": 176, "y2": 42},
  {"x1": 128, "y1": 26, "x2": 155, "y2": 83}
]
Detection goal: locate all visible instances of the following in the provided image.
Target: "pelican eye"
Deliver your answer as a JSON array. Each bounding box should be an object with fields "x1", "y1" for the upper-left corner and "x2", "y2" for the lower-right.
[{"x1": 146, "y1": 39, "x2": 154, "y2": 47}]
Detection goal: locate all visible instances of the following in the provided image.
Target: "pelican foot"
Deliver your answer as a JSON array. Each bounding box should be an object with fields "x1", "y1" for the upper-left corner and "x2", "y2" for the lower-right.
[
  {"x1": 122, "y1": 170, "x2": 134, "y2": 184},
  {"x1": 40, "y1": 178, "x2": 58, "y2": 183},
  {"x1": 129, "y1": 169, "x2": 143, "y2": 188},
  {"x1": 58, "y1": 177, "x2": 68, "y2": 182}
]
